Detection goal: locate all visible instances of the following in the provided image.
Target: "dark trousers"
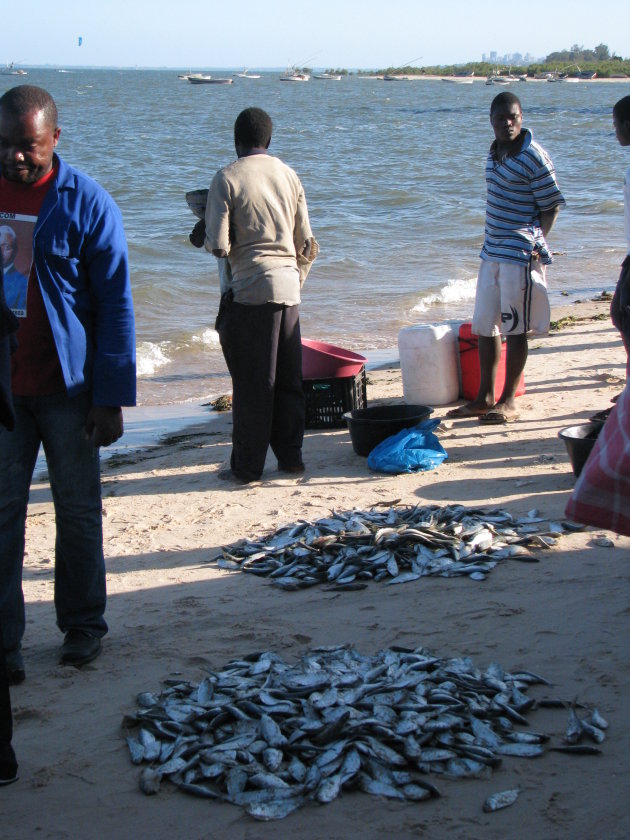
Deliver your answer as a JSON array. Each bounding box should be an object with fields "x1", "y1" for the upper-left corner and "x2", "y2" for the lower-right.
[
  {"x1": 217, "y1": 298, "x2": 305, "y2": 480},
  {"x1": 0, "y1": 628, "x2": 17, "y2": 783},
  {"x1": 0, "y1": 267, "x2": 17, "y2": 783},
  {"x1": 611, "y1": 255, "x2": 630, "y2": 357}
]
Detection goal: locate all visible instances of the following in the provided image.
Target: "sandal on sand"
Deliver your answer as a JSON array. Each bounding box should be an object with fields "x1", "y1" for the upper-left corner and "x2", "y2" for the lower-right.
[
  {"x1": 446, "y1": 404, "x2": 492, "y2": 419},
  {"x1": 479, "y1": 409, "x2": 519, "y2": 425}
]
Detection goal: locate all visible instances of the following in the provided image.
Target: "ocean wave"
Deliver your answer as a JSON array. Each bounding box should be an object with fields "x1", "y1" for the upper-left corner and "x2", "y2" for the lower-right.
[
  {"x1": 411, "y1": 276, "x2": 477, "y2": 314},
  {"x1": 590, "y1": 199, "x2": 624, "y2": 215},
  {"x1": 136, "y1": 341, "x2": 171, "y2": 377},
  {"x1": 191, "y1": 328, "x2": 221, "y2": 347}
]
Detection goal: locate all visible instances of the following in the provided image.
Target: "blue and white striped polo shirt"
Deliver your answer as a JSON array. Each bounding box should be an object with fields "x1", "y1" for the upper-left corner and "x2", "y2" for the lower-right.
[{"x1": 481, "y1": 128, "x2": 565, "y2": 266}]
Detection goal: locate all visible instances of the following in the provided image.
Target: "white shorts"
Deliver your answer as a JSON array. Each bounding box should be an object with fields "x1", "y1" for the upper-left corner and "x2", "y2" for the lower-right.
[{"x1": 472, "y1": 259, "x2": 550, "y2": 337}]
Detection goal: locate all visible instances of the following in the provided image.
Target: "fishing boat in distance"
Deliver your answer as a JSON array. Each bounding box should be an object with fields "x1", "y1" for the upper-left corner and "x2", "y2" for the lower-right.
[
  {"x1": 442, "y1": 72, "x2": 474, "y2": 84},
  {"x1": 313, "y1": 72, "x2": 342, "y2": 81},
  {"x1": 280, "y1": 67, "x2": 310, "y2": 81},
  {"x1": 233, "y1": 69, "x2": 261, "y2": 79},
  {"x1": 188, "y1": 75, "x2": 233, "y2": 85},
  {"x1": 486, "y1": 68, "x2": 521, "y2": 85},
  {"x1": 1, "y1": 62, "x2": 27, "y2": 76}
]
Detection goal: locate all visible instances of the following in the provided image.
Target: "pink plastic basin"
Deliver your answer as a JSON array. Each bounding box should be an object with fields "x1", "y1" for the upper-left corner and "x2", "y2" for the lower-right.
[{"x1": 302, "y1": 339, "x2": 366, "y2": 380}]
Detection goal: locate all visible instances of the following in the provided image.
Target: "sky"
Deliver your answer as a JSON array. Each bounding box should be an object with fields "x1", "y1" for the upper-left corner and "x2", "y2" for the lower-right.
[{"x1": 2, "y1": 0, "x2": 628, "y2": 70}]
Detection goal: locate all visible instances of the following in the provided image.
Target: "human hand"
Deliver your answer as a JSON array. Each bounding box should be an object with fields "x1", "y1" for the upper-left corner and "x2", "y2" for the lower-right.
[
  {"x1": 85, "y1": 406, "x2": 124, "y2": 448},
  {"x1": 189, "y1": 219, "x2": 206, "y2": 248}
]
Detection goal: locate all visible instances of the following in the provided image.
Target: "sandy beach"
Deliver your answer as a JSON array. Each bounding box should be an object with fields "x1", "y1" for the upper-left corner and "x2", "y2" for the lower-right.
[{"x1": 4, "y1": 297, "x2": 630, "y2": 839}]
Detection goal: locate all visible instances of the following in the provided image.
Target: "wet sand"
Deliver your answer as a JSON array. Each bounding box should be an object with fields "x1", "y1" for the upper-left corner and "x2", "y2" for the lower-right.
[{"x1": 4, "y1": 298, "x2": 630, "y2": 840}]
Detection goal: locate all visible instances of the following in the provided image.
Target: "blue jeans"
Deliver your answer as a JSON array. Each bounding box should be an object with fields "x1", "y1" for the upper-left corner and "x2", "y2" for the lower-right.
[{"x1": 0, "y1": 392, "x2": 107, "y2": 662}]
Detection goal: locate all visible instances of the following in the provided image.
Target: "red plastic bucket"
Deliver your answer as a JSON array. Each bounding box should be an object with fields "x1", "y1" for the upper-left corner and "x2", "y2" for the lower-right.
[
  {"x1": 458, "y1": 323, "x2": 525, "y2": 401},
  {"x1": 302, "y1": 339, "x2": 366, "y2": 379}
]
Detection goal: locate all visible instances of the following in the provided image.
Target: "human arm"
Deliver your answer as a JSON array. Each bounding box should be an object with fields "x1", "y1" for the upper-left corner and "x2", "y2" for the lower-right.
[
  {"x1": 204, "y1": 172, "x2": 232, "y2": 257},
  {"x1": 84, "y1": 195, "x2": 136, "y2": 408},
  {"x1": 189, "y1": 220, "x2": 228, "y2": 257},
  {"x1": 292, "y1": 182, "x2": 313, "y2": 256},
  {"x1": 85, "y1": 405, "x2": 123, "y2": 447},
  {"x1": 539, "y1": 206, "x2": 560, "y2": 238}
]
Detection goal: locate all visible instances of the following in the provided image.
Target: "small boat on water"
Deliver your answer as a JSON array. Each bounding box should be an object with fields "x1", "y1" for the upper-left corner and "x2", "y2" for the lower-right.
[
  {"x1": 280, "y1": 67, "x2": 310, "y2": 81},
  {"x1": 233, "y1": 69, "x2": 261, "y2": 79},
  {"x1": 486, "y1": 68, "x2": 520, "y2": 85},
  {"x1": 442, "y1": 73, "x2": 474, "y2": 84},
  {"x1": 313, "y1": 73, "x2": 342, "y2": 81},
  {"x1": 1, "y1": 62, "x2": 27, "y2": 76},
  {"x1": 188, "y1": 75, "x2": 233, "y2": 85}
]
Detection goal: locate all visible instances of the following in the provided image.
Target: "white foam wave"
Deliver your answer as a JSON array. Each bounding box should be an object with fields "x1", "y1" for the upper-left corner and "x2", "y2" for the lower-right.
[
  {"x1": 191, "y1": 328, "x2": 221, "y2": 347},
  {"x1": 136, "y1": 341, "x2": 171, "y2": 377},
  {"x1": 411, "y1": 276, "x2": 477, "y2": 314}
]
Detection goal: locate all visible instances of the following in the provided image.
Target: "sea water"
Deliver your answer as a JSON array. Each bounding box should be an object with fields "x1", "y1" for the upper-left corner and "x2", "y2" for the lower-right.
[{"x1": 3, "y1": 68, "x2": 628, "y2": 406}]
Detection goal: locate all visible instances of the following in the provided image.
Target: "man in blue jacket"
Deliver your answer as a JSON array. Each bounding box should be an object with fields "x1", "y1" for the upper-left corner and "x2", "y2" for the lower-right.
[{"x1": 0, "y1": 86, "x2": 136, "y2": 684}]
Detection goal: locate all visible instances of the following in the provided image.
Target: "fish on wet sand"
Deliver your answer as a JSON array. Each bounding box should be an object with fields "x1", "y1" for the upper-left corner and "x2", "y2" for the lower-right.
[
  {"x1": 123, "y1": 644, "x2": 606, "y2": 820},
  {"x1": 209, "y1": 504, "x2": 569, "y2": 592},
  {"x1": 483, "y1": 787, "x2": 520, "y2": 812}
]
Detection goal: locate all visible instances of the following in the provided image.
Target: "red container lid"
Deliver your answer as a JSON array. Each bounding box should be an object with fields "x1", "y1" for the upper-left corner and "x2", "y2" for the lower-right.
[{"x1": 302, "y1": 339, "x2": 366, "y2": 380}]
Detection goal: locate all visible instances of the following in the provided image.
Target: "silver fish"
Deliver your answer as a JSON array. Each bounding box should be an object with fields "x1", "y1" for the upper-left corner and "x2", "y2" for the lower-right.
[
  {"x1": 246, "y1": 796, "x2": 305, "y2": 821},
  {"x1": 587, "y1": 708, "x2": 608, "y2": 730},
  {"x1": 124, "y1": 643, "x2": 596, "y2": 820},
  {"x1": 208, "y1": 503, "x2": 561, "y2": 591},
  {"x1": 126, "y1": 736, "x2": 144, "y2": 765},
  {"x1": 139, "y1": 767, "x2": 162, "y2": 795},
  {"x1": 496, "y1": 743, "x2": 545, "y2": 758},
  {"x1": 564, "y1": 705, "x2": 583, "y2": 745},
  {"x1": 483, "y1": 788, "x2": 520, "y2": 812}
]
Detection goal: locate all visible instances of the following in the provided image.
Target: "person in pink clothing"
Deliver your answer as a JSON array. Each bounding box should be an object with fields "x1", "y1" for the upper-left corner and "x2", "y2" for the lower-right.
[{"x1": 565, "y1": 97, "x2": 630, "y2": 536}]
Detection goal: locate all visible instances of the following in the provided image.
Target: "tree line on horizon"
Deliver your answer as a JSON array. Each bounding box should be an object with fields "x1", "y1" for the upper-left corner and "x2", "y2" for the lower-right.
[{"x1": 373, "y1": 44, "x2": 630, "y2": 79}]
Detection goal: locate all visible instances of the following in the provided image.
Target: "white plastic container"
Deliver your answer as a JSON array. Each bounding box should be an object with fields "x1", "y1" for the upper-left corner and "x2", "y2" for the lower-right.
[{"x1": 398, "y1": 324, "x2": 459, "y2": 406}]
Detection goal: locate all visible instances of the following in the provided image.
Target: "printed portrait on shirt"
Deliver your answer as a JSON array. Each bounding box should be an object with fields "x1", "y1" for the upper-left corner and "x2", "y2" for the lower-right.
[{"x1": 0, "y1": 215, "x2": 36, "y2": 318}]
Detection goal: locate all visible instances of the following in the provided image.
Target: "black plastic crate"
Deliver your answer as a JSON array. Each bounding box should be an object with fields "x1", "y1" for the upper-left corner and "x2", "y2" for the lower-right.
[{"x1": 303, "y1": 367, "x2": 367, "y2": 429}]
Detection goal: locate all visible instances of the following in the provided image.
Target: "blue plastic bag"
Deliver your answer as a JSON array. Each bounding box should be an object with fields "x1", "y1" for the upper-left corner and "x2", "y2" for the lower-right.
[{"x1": 367, "y1": 418, "x2": 447, "y2": 474}]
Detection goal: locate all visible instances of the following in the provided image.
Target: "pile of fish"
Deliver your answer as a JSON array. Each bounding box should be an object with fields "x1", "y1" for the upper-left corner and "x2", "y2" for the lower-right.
[
  {"x1": 123, "y1": 644, "x2": 606, "y2": 820},
  {"x1": 210, "y1": 504, "x2": 573, "y2": 590}
]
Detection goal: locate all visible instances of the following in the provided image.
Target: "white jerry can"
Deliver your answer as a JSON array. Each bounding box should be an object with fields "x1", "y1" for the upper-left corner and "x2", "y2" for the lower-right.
[{"x1": 397, "y1": 324, "x2": 459, "y2": 406}]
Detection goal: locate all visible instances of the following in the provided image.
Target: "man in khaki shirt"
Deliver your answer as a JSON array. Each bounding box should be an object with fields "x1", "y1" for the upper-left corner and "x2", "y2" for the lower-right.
[{"x1": 193, "y1": 108, "x2": 316, "y2": 483}]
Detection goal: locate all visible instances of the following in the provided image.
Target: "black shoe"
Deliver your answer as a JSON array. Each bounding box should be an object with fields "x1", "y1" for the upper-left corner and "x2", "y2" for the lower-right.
[
  {"x1": 0, "y1": 771, "x2": 18, "y2": 787},
  {"x1": 217, "y1": 468, "x2": 258, "y2": 484},
  {"x1": 7, "y1": 668, "x2": 25, "y2": 686},
  {"x1": 278, "y1": 462, "x2": 305, "y2": 474},
  {"x1": 59, "y1": 630, "x2": 102, "y2": 667},
  {"x1": 5, "y1": 651, "x2": 25, "y2": 686}
]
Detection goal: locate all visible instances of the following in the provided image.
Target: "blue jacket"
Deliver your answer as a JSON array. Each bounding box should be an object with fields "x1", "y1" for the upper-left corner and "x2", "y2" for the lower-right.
[{"x1": 30, "y1": 154, "x2": 136, "y2": 406}]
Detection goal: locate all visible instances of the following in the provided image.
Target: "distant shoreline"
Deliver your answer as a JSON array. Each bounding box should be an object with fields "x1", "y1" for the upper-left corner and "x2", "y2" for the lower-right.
[
  {"x1": 366, "y1": 74, "x2": 630, "y2": 82},
  {"x1": 6, "y1": 67, "x2": 630, "y2": 81}
]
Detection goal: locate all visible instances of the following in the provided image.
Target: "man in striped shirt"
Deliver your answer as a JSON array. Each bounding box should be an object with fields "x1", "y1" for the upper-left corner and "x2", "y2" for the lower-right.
[{"x1": 448, "y1": 92, "x2": 565, "y2": 424}]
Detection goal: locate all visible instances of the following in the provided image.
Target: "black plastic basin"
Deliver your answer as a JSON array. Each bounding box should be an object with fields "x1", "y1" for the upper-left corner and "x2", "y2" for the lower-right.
[
  {"x1": 558, "y1": 422, "x2": 604, "y2": 477},
  {"x1": 343, "y1": 404, "x2": 433, "y2": 457}
]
